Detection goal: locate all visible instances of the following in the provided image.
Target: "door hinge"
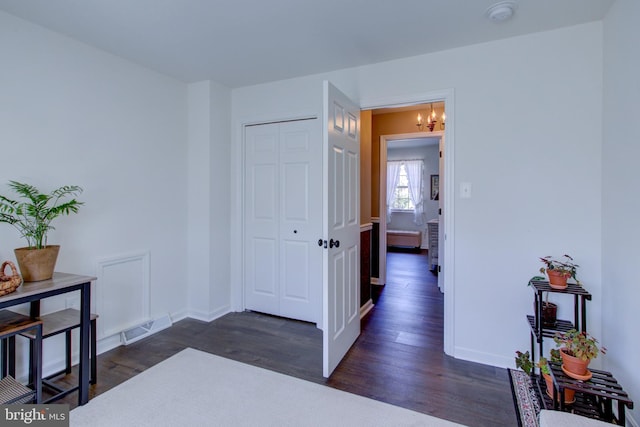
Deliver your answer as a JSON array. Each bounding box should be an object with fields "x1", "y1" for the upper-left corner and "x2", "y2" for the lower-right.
[
  {"x1": 438, "y1": 208, "x2": 442, "y2": 215},
  {"x1": 439, "y1": 150, "x2": 442, "y2": 158}
]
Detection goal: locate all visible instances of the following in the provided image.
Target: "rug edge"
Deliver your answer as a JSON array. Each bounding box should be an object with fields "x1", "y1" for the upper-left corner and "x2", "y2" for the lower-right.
[{"x1": 508, "y1": 368, "x2": 526, "y2": 427}]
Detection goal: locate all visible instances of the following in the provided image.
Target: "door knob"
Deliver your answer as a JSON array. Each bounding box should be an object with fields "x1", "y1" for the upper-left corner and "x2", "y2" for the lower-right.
[{"x1": 329, "y1": 239, "x2": 340, "y2": 248}]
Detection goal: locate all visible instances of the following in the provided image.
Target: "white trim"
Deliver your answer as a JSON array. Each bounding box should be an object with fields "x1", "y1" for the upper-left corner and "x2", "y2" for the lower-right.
[
  {"x1": 360, "y1": 223, "x2": 373, "y2": 232},
  {"x1": 360, "y1": 299, "x2": 374, "y2": 319},
  {"x1": 362, "y1": 88, "x2": 455, "y2": 357},
  {"x1": 188, "y1": 306, "x2": 232, "y2": 323},
  {"x1": 360, "y1": 89, "x2": 453, "y2": 111},
  {"x1": 95, "y1": 251, "x2": 150, "y2": 339}
]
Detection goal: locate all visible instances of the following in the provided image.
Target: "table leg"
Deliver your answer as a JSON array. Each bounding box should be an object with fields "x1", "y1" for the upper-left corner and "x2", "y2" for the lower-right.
[
  {"x1": 78, "y1": 281, "x2": 90, "y2": 405},
  {"x1": 34, "y1": 324, "x2": 42, "y2": 403}
]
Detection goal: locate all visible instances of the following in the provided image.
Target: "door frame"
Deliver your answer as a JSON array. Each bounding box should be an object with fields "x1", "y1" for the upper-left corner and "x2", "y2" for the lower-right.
[
  {"x1": 360, "y1": 88, "x2": 455, "y2": 356},
  {"x1": 379, "y1": 130, "x2": 443, "y2": 289}
]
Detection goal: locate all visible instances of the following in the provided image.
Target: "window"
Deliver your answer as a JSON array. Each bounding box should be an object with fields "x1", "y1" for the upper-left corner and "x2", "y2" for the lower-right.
[{"x1": 391, "y1": 164, "x2": 415, "y2": 210}]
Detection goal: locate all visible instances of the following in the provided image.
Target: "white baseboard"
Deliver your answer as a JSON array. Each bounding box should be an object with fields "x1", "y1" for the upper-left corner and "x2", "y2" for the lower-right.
[
  {"x1": 360, "y1": 299, "x2": 374, "y2": 318},
  {"x1": 453, "y1": 346, "x2": 513, "y2": 370},
  {"x1": 187, "y1": 305, "x2": 231, "y2": 323}
]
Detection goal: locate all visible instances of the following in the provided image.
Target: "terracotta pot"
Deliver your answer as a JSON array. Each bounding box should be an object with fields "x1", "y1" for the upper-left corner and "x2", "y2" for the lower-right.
[
  {"x1": 14, "y1": 245, "x2": 60, "y2": 282},
  {"x1": 543, "y1": 372, "x2": 575, "y2": 404},
  {"x1": 547, "y1": 269, "x2": 570, "y2": 289},
  {"x1": 560, "y1": 348, "x2": 590, "y2": 379}
]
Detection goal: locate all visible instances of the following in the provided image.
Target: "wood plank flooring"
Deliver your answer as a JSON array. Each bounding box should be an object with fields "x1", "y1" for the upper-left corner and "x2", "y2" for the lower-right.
[{"x1": 50, "y1": 249, "x2": 517, "y2": 426}]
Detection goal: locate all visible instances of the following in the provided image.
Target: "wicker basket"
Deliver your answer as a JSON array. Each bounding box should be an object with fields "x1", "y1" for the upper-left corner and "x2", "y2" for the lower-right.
[{"x1": 0, "y1": 260, "x2": 22, "y2": 296}]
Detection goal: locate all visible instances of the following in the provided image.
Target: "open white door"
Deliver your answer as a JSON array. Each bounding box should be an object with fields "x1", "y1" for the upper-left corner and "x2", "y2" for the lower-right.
[{"x1": 322, "y1": 81, "x2": 360, "y2": 377}]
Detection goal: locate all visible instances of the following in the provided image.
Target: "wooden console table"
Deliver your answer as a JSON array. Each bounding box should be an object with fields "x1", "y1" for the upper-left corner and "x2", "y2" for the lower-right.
[{"x1": 0, "y1": 272, "x2": 96, "y2": 405}]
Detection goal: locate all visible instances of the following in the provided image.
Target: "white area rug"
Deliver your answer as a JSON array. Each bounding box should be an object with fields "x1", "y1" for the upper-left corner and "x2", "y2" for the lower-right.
[{"x1": 71, "y1": 348, "x2": 465, "y2": 426}]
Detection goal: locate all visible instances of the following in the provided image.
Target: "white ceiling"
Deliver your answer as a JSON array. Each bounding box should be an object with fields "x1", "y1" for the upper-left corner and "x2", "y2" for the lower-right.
[{"x1": 0, "y1": 0, "x2": 615, "y2": 88}]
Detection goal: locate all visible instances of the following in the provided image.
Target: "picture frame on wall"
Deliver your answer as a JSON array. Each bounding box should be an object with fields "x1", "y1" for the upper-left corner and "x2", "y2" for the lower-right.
[{"x1": 430, "y1": 174, "x2": 439, "y2": 200}]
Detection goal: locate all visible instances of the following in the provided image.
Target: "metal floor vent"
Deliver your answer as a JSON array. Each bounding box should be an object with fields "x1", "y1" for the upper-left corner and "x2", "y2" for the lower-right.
[{"x1": 121, "y1": 314, "x2": 172, "y2": 345}]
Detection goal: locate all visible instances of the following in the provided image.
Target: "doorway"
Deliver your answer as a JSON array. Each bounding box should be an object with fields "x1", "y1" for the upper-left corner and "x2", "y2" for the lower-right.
[
  {"x1": 360, "y1": 90, "x2": 454, "y2": 356},
  {"x1": 379, "y1": 130, "x2": 444, "y2": 293}
]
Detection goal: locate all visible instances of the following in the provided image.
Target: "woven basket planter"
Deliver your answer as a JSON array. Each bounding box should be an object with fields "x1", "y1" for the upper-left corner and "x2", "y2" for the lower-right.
[{"x1": 0, "y1": 261, "x2": 22, "y2": 296}]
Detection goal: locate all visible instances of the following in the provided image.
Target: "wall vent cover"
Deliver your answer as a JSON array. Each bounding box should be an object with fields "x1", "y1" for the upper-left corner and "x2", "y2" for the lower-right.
[{"x1": 121, "y1": 314, "x2": 172, "y2": 345}]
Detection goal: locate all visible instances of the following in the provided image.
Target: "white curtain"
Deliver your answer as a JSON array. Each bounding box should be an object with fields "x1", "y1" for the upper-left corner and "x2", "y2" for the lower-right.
[
  {"x1": 404, "y1": 160, "x2": 424, "y2": 225},
  {"x1": 386, "y1": 161, "x2": 402, "y2": 223}
]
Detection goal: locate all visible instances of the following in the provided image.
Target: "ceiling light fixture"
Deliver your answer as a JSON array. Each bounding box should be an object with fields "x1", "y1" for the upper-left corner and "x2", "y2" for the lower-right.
[
  {"x1": 416, "y1": 104, "x2": 445, "y2": 132},
  {"x1": 486, "y1": 1, "x2": 517, "y2": 23}
]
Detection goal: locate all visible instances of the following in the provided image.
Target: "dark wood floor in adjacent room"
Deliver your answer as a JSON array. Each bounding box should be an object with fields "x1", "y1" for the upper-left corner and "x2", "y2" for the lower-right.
[{"x1": 55, "y1": 249, "x2": 517, "y2": 426}]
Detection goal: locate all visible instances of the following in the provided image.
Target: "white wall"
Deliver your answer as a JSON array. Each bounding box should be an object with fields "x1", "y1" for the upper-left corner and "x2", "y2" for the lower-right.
[
  {"x1": 207, "y1": 81, "x2": 232, "y2": 317},
  {"x1": 231, "y1": 23, "x2": 604, "y2": 369},
  {"x1": 0, "y1": 11, "x2": 189, "y2": 371},
  {"x1": 187, "y1": 82, "x2": 213, "y2": 319},
  {"x1": 187, "y1": 81, "x2": 231, "y2": 321},
  {"x1": 603, "y1": 0, "x2": 640, "y2": 424}
]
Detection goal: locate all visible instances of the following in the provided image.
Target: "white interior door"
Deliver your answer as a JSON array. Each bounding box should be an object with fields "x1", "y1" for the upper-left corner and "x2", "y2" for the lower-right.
[
  {"x1": 323, "y1": 81, "x2": 360, "y2": 377},
  {"x1": 245, "y1": 120, "x2": 322, "y2": 324}
]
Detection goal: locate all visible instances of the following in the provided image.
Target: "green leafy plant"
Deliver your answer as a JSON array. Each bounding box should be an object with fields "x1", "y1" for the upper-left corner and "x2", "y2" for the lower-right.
[
  {"x1": 553, "y1": 329, "x2": 605, "y2": 361},
  {"x1": 515, "y1": 350, "x2": 534, "y2": 375},
  {"x1": 539, "y1": 254, "x2": 580, "y2": 284},
  {"x1": 515, "y1": 349, "x2": 561, "y2": 375},
  {"x1": 0, "y1": 181, "x2": 83, "y2": 249}
]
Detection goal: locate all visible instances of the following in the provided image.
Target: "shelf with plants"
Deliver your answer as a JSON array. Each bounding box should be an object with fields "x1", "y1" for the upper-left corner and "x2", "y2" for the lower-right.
[
  {"x1": 528, "y1": 279, "x2": 591, "y2": 362},
  {"x1": 519, "y1": 255, "x2": 634, "y2": 424}
]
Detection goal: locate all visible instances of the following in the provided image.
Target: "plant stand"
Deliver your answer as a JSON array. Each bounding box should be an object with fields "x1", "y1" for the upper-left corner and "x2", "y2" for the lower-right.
[
  {"x1": 549, "y1": 362, "x2": 633, "y2": 425},
  {"x1": 527, "y1": 279, "x2": 591, "y2": 365},
  {"x1": 524, "y1": 278, "x2": 634, "y2": 424}
]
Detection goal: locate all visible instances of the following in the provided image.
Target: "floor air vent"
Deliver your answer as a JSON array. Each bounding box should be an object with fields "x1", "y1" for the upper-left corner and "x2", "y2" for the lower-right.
[{"x1": 121, "y1": 314, "x2": 172, "y2": 345}]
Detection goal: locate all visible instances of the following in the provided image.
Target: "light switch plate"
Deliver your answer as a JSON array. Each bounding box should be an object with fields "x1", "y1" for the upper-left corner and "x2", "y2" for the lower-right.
[{"x1": 460, "y1": 182, "x2": 472, "y2": 198}]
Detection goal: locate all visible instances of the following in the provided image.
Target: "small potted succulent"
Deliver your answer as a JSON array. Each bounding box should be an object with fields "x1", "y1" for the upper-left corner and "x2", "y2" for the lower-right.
[
  {"x1": 539, "y1": 254, "x2": 580, "y2": 289},
  {"x1": 553, "y1": 329, "x2": 605, "y2": 380}
]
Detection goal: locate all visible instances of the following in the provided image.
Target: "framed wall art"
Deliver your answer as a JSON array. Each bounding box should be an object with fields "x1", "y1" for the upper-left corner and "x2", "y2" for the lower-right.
[{"x1": 430, "y1": 174, "x2": 439, "y2": 200}]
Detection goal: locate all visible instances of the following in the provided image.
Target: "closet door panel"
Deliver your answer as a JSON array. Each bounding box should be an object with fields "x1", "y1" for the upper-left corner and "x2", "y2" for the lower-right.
[
  {"x1": 245, "y1": 124, "x2": 280, "y2": 315},
  {"x1": 279, "y1": 120, "x2": 322, "y2": 323}
]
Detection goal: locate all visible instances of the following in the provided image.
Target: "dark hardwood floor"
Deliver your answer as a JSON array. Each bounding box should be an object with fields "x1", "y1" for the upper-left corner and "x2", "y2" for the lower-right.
[{"x1": 52, "y1": 249, "x2": 517, "y2": 426}]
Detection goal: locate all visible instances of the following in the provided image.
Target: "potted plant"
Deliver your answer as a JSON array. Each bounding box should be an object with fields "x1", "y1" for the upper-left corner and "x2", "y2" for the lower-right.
[
  {"x1": 553, "y1": 329, "x2": 605, "y2": 380},
  {"x1": 539, "y1": 254, "x2": 580, "y2": 289},
  {"x1": 529, "y1": 276, "x2": 557, "y2": 327},
  {"x1": 515, "y1": 349, "x2": 573, "y2": 403},
  {"x1": 0, "y1": 181, "x2": 83, "y2": 281}
]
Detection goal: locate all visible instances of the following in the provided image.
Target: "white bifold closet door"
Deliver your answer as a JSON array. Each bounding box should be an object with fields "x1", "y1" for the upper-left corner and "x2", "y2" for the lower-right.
[{"x1": 244, "y1": 119, "x2": 322, "y2": 324}]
